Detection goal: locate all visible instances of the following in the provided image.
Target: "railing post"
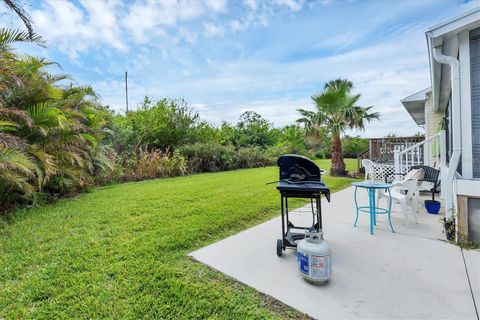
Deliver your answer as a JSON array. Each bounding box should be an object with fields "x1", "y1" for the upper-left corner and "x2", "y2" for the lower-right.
[
  {"x1": 410, "y1": 149, "x2": 414, "y2": 167},
  {"x1": 440, "y1": 130, "x2": 447, "y2": 197},
  {"x1": 426, "y1": 143, "x2": 429, "y2": 165},
  {"x1": 394, "y1": 147, "x2": 401, "y2": 182},
  {"x1": 369, "y1": 140, "x2": 372, "y2": 161}
]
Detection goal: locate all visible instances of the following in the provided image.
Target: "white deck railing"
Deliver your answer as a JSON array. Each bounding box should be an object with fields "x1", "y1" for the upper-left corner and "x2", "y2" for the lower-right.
[{"x1": 393, "y1": 131, "x2": 446, "y2": 181}]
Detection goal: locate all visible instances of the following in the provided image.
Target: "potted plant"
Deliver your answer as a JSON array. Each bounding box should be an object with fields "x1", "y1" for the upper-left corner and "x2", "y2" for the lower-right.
[
  {"x1": 443, "y1": 212, "x2": 456, "y2": 241},
  {"x1": 425, "y1": 199, "x2": 441, "y2": 214}
]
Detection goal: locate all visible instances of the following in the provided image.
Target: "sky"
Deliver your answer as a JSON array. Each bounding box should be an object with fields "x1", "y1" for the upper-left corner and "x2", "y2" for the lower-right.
[{"x1": 3, "y1": 0, "x2": 480, "y2": 137}]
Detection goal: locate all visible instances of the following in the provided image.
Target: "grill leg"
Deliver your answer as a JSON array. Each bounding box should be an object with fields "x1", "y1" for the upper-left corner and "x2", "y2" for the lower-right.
[
  {"x1": 285, "y1": 197, "x2": 290, "y2": 228},
  {"x1": 280, "y1": 195, "x2": 285, "y2": 241}
]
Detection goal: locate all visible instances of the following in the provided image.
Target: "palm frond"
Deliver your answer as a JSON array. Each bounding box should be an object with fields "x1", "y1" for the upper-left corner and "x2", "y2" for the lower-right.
[
  {"x1": 0, "y1": 145, "x2": 39, "y2": 196},
  {"x1": 0, "y1": 108, "x2": 33, "y2": 127},
  {"x1": 0, "y1": 132, "x2": 24, "y2": 147},
  {"x1": 80, "y1": 133, "x2": 98, "y2": 147},
  {"x1": 3, "y1": 0, "x2": 34, "y2": 39},
  {"x1": 0, "y1": 168, "x2": 34, "y2": 195},
  {"x1": 27, "y1": 103, "x2": 62, "y2": 136},
  {"x1": 0, "y1": 28, "x2": 45, "y2": 51},
  {"x1": 27, "y1": 146, "x2": 57, "y2": 186},
  {"x1": 46, "y1": 73, "x2": 72, "y2": 84},
  {"x1": 0, "y1": 120, "x2": 18, "y2": 132}
]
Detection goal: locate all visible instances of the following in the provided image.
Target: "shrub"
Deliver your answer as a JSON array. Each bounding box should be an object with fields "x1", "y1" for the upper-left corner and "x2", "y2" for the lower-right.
[
  {"x1": 93, "y1": 146, "x2": 123, "y2": 185},
  {"x1": 264, "y1": 143, "x2": 309, "y2": 160},
  {"x1": 180, "y1": 143, "x2": 276, "y2": 173},
  {"x1": 131, "y1": 148, "x2": 186, "y2": 181},
  {"x1": 164, "y1": 151, "x2": 187, "y2": 177},
  {"x1": 115, "y1": 97, "x2": 204, "y2": 152},
  {"x1": 342, "y1": 135, "x2": 368, "y2": 158},
  {"x1": 234, "y1": 111, "x2": 276, "y2": 148},
  {"x1": 179, "y1": 143, "x2": 235, "y2": 173},
  {"x1": 234, "y1": 147, "x2": 274, "y2": 168}
]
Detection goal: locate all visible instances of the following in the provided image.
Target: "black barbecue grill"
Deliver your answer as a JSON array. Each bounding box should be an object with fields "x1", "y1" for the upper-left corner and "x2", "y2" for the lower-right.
[{"x1": 276, "y1": 155, "x2": 330, "y2": 257}]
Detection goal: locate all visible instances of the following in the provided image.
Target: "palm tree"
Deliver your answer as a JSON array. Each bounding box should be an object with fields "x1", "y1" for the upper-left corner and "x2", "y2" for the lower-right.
[{"x1": 298, "y1": 79, "x2": 379, "y2": 176}]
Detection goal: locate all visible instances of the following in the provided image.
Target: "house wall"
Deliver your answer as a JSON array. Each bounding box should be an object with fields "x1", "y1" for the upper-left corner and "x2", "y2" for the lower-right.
[
  {"x1": 425, "y1": 96, "x2": 443, "y2": 140},
  {"x1": 455, "y1": 29, "x2": 480, "y2": 244},
  {"x1": 424, "y1": 95, "x2": 443, "y2": 166}
]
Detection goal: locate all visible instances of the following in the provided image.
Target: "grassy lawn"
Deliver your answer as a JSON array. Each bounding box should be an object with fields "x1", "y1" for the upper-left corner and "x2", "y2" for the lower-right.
[{"x1": 0, "y1": 159, "x2": 357, "y2": 319}]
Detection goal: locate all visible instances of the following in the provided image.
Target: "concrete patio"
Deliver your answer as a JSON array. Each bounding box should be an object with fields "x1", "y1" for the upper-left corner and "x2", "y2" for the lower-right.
[{"x1": 190, "y1": 186, "x2": 480, "y2": 319}]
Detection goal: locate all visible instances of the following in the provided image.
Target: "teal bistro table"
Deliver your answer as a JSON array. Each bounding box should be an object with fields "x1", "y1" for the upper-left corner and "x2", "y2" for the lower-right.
[{"x1": 351, "y1": 181, "x2": 394, "y2": 235}]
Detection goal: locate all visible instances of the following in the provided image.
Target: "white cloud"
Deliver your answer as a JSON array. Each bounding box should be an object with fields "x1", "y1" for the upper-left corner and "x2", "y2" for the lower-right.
[
  {"x1": 121, "y1": 0, "x2": 229, "y2": 44},
  {"x1": 229, "y1": 20, "x2": 245, "y2": 32},
  {"x1": 205, "y1": 0, "x2": 228, "y2": 12},
  {"x1": 122, "y1": 1, "x2": 174, "y2": 43},
  {"x1": 31, "y1": 0, "x2": 125, "y2": 59},
  {"x1": 243, "y1": 0, "x2": 258, "y2": 11},
  {"x1": 79, "y1": 0, "x2": 125, "y2": 50},
  {"x1": 204, "y1": 22, "x2": 225, "y2": 37},
  {"x1": 273, "y1": 0, "x2": 303, "y2": 11},
  {"x1": 314, "y1": 29, "x2": 368, "y2": 50},
  {"x1": 176, "y1": 27, "x2": 198, "y2": 44},
  {"x1": 244, "y1": 0, "x2": 304, "y2": 12},
  {"x1": 177, "y1": 0, "x2": 206, "y2": 20},
  {"x1": 31, "y1": 0, "x2": 230, "y2": 54},
  {"x1": 237, "y1": 0, "x2": 307, "y2": 29}
]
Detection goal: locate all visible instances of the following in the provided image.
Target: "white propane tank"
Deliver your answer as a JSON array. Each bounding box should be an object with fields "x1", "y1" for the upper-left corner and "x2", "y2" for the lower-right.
[{"x1": 297, "y1": 229, "x2": 331, "y2": 284}]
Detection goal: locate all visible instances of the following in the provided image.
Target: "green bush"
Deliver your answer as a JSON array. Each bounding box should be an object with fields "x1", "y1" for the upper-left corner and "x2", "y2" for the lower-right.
[
  {"x1": 179, "y1": 143, "x2": 276, "y2": 173},
  {"x1": 234, "y1": 147, "x2": 274, "y2": 168},
  {"x1": 130, "y1": 148, "x2": 187, "y2": 181},
  {"x1": 179, "y1": 143, "x2": 236, "y2": 173},
  {"x1": 342, "y1": 135, "x2": 368, "y2": 158},
  {"x1": 114, "y1": 97, "x2": 203, "y2": 152},
  {"x1": 93, "y1": 146, "x2": 124, "y2": 185}
]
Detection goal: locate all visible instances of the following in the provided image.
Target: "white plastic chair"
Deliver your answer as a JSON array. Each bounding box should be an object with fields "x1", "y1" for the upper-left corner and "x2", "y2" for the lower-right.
[
  {"x1": 362, "y1": 159, "x2": 373, "y2": 181},
  {"x1": 377, "y1": 168, "x2": 424, "y2": 226},
  {"x1": 362, "y1": 159, "x2": 385, "y2": 182}
]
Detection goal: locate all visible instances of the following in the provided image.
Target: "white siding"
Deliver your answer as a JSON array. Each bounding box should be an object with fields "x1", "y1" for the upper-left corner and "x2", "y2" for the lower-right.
[
  {"x1": 426, "y1": 96, "x2": 444, "y2": 139},
  {"x1": 424, "y1": 95, "x2": 444, "y2": 166}
]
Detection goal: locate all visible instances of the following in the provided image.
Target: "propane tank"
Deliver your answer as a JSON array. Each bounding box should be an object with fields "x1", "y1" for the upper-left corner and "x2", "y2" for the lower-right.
[{"x1": 297, "y1": 229, "x2": 331, "y2": 284}]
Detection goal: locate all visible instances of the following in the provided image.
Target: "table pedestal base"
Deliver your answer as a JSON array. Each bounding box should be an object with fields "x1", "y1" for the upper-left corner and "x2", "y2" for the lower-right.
[{"x1": 353, "y1": 186, "x2": 394, "y2": 235}]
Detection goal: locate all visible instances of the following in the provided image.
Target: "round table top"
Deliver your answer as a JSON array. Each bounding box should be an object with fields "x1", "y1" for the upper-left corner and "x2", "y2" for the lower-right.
[{"x1": 352, "y1": 181, "x2": 393, "y2": 189}]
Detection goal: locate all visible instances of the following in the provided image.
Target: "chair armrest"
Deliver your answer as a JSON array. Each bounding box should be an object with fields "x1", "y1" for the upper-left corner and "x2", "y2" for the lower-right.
[{"x1": 418, "y1": 181, "x2": 434, "y2": 191}]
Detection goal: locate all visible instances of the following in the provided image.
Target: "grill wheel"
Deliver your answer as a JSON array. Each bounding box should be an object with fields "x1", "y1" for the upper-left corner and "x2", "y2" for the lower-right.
[{"x1": 276, "y1": 239, "x2": 283, "y2": 257}]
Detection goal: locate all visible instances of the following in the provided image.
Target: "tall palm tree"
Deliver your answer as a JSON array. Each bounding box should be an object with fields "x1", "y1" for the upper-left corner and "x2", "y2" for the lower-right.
[{"x1": 298, "y1": 79, "x2": 379, "y2": 176}]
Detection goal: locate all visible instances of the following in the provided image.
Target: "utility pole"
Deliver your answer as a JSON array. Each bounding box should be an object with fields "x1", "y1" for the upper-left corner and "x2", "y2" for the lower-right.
[{"x1": 125, "y1": 70, "x2": 129, "y2": 113}]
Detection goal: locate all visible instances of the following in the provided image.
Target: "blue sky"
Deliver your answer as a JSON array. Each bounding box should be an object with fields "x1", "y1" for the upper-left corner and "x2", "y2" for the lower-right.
[{"x1": 4, "y1": 0, "x2": 480, "y2": 137}]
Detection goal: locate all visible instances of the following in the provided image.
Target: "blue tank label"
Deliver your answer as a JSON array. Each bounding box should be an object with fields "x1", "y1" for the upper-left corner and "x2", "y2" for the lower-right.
[{"x1": 297, "y1": 251, "x2": 309, "y2": 275}]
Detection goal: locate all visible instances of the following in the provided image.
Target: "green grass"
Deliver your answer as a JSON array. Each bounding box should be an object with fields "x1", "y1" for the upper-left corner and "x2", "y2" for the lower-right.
[{"x1": 0, "y1": 159, "x2": 357, "y2": 319}]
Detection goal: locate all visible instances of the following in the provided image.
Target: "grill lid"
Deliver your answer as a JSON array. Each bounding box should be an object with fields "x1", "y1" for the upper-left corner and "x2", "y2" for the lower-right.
[
  {"x1": 277, "y1": 154, "x2": 321, "y2": 182},
  {"x1": 276, "y1": 154, "x2": 330, "y2": 201}
]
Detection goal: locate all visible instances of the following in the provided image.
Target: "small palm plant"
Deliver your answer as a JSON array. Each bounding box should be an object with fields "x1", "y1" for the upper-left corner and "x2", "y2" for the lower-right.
[{"x1": 298, "y1": 79, "x2": 379, "y2": 176}]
